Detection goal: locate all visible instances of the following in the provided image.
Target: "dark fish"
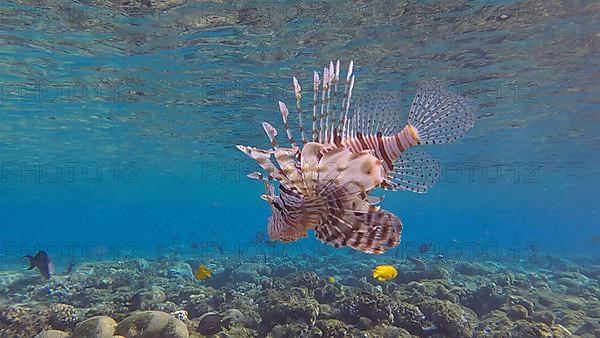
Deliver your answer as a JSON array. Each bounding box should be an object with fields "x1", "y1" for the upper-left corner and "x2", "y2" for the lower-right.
[
  {"x1": 264, "y1": 240, "x2": 276, "y2": 248},
  {"x1": 191, "y1": 243, "x2": 199, "y2": 250},
  {"x1": 591, "y1": 235, "x2": 600, "y2": 244},
  {"x1": 23, "y1": 251, "x2": 54, "y2": 280},
  {"x1": 197, "y1": 312, "x2": 224, "y2": 335},
  {"x1": 418, "y1": 243, "x2": 432, "y2": 254},
  {"x1": 127, "y1": 293, "x2": 143, "y2": 311},
  {"x1": 65, "y1": 262, "x2": 75, "y2": 274}
]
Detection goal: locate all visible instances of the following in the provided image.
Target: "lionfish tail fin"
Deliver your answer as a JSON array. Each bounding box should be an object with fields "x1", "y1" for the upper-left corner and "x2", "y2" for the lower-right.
[
  {"x1": 315, "y1": 207, "x2": 402, "y2": 254},
  {"x1": 408, "y1": 81, "x2": 475, "y2": 145}
]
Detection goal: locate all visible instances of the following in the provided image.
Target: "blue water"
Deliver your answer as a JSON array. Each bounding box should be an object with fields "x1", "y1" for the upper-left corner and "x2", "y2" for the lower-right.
[{"x1": 0, "y1": 0, "x2": 598, "y2": 268}]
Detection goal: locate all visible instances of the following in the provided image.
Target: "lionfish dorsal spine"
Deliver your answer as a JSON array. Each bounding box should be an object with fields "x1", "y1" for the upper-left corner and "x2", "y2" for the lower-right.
[
  {"x1": 340, "y1": 61, "x2": 354, "y2": 139},
  {"x1": 345, "y1": 74, "x2": 356, "y2": 139},
  {"x1": 292, "y1": 76, "x2": 307, "y2": 145},
  {"x1": 326, "y1": 61, "x2": 336, "y2": 143},
  {"x1": 312, "y1": 71, "x2": 319, "y2": 142},
  {"x1": 261, "y1": 122, "x2": 278, "y2": 150},
  {"x1": 330, "y1": 60, "x2": 341, "y2": 143},
  {"x1": 278, "y1": 101, "x2": 296, "y2": 148},
  {"x1": 320, "y1": 67, "x2": 327, "y2": 143},
  {"x1": 318, "y1": 66, "x2": 329, "y2": 143}
]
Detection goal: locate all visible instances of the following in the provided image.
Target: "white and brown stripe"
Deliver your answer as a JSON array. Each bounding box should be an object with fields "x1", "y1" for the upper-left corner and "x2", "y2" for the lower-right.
[{"x1": 337, "y1": 124, "x2": 420, "y2": 172}]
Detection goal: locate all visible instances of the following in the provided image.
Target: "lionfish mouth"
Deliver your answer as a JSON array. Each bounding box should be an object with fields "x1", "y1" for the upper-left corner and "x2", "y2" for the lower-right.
[{"x1": 238, "y1": 60, "x2": 475, "y2": 254}]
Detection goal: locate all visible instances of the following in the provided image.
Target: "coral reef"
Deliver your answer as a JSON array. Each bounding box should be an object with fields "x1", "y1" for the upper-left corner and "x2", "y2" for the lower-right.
[
  {"x1": 0, "y1": 253, "x2": 598, "y2": 337},
  {"x1": 417, "y1": 298, "x2": 478, "y2": 337},
  {"x1": 257, "y1": 286, "x2": 320, "y2": 333},
  {"x1": 231, "y1": 263, "x2": 268, "y2": 284},
  {"x1": 0, "y1": 304, "x2": 49, "y2": 337}
]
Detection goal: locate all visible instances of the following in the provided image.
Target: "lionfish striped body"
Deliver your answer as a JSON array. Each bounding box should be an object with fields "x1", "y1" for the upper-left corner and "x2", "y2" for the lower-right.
[{"x1": 237, "y1": 60, "x2": 474, "y2": 254}]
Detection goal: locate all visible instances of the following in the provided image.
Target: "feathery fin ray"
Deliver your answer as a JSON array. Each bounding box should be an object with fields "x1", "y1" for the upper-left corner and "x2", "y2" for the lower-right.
[{"x1": 408, "y1": 82, "x2": 475, "y2": 145}]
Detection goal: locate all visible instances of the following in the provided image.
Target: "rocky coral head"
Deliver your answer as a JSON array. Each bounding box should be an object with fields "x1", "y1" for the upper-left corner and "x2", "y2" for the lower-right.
[
  {"x1": 49, "y1": 303, "x2": 78, "y2": 330},
  {"x1": 222, "y1": 308, "x2": 244, "y2": 326}
]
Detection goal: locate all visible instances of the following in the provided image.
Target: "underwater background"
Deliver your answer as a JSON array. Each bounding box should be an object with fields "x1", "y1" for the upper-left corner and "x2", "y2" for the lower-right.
[{"x1": 0, "y1": 0, "x2": 599, "y2": 337}]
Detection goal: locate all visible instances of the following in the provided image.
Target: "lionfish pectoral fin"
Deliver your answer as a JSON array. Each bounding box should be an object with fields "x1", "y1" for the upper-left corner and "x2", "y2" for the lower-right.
[
  {"x1": 408, "y1": 81, "x2": 475, "y2": 145},
  {"x1": 300, "y1": 142, "x2": 325, "y2": 193},
  {"x1": 315, "y1": 147, "x2": 385, "y2": 194},
  {"x1": 311, "y1": 145, "x2": 400, "y2": 254},
  {"x1": 274, "y1": 147, "x2": 306, "y2": 193},
  {"x1": 247, "y1": 171, "x2": 265, "y2": 180},
  {"x1": 267, "y1": 205, "x2": 309, "y2": 243},
  {"x1": 383, "y1": 149, "x2": 440, "y2": 193},
  {"x1": 315, "y1": 207, "x2": 402, "y2": 254},
  {"x1": 366, "y1": 195, "x2": 384, "y2": 204}
]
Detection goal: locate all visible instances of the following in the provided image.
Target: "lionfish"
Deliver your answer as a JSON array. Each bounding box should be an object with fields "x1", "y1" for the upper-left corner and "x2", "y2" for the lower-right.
[{"x1": 237, "y1": 60, "x2": 474, "y2": 254}]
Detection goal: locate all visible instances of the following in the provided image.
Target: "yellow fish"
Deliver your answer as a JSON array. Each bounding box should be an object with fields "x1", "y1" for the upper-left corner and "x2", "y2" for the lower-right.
[
  {"x1": 372, "y1": 265, "x2": 398, "y2": 281},
  {"x1": 194, "y1": 265, "x2": 212, "y2": 280},
  {"x1": 328, "y1": 276, "x2": 335, "y2": 283}
]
